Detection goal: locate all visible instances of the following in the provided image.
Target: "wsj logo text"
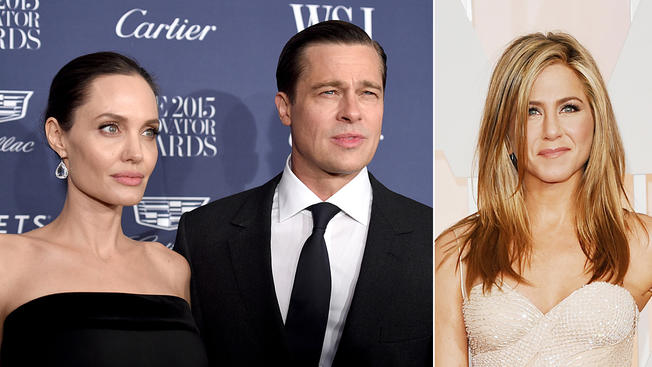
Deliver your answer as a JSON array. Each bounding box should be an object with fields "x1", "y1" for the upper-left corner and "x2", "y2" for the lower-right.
[
  {"x1": 116, "y1": 8, "x2": 217, "y2": 41},
  {"x1": 0, "y1": 0, "x2": 41, "y2": 50},
  {"x1": 289, "y1": 4, "x2": 374, "y2": 37}
]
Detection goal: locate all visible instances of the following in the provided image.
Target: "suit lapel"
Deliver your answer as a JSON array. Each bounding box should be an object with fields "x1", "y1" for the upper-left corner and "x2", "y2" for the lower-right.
[
  {"x1": 227, "y1": 174, "x2": 288, "y2": 346},
  {"x1": 334, "y1": 175, "x2": 415, "y2": 362}
]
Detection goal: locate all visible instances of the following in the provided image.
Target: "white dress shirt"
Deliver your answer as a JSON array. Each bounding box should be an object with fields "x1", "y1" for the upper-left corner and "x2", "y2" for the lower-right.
[{"x1": 271, "y1": 156, "x2": 372, "y2": 367}]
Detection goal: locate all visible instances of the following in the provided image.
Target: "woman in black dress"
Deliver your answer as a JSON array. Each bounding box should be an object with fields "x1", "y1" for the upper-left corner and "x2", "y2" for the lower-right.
[{"x1": 0, "y1": 52, "x2": 208, "y2": 366}]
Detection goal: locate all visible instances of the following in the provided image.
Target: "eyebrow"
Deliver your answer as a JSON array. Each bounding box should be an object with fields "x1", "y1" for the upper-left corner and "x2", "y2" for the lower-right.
[
  {"x1": 529, "y1": 96, "x2": 584, "y2": 106},
  {"x1": 95, "y1": 112, "x2": 159, "y2": 126},
  {"x1": 310, "y1": 80, "x2": 383, "y2": 91},
  {"x1": 360, "y1": 80, "x2": 383, "y2": 90},
  {"x1": 95, "y1": 112, "x2": 126, "y2": 121}
]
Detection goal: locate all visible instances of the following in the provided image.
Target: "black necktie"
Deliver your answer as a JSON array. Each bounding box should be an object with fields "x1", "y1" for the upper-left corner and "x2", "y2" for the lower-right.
[{"x1": 285, "y1": 202, "x2": 340, "y2": 366}]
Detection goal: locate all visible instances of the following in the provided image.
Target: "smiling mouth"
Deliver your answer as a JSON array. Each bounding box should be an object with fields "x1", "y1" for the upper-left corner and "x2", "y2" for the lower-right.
[
  {"x1": 538, "y1": 147, "x2": 570, "y2": 158},
  {"x1": 111, "y1": 173, "x2": 144, "y2": 186}
]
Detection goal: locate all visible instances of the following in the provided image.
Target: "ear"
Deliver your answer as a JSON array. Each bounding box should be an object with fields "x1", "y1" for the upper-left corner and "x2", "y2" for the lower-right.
[
  {"x1": 275, "y1": 92, "x2": 292, "y2": 127},
  {"x1": 45, "y1": 117, "x2": 68, "y2": 159}
]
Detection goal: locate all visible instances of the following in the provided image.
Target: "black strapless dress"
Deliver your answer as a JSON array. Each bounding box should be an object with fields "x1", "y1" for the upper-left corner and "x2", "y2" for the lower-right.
[{"x1": 0, "y1": 292, "x2": 208, "y2": 366}]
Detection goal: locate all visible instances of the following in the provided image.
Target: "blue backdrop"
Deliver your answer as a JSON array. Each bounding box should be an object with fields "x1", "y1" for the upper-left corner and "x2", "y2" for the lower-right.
[{"x1": 0, "y1": 0, "x2": 432, "y2": 247}]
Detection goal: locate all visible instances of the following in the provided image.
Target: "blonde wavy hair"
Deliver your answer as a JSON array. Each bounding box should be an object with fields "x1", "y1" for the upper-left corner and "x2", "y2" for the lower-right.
[{"x1": 438, "y1": 32, "x2": 635, "y2": 295}]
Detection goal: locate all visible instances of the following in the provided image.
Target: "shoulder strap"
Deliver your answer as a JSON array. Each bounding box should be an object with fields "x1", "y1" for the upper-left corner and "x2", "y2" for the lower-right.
[
  {"x1": 459, "y1": 249, "x2": 467, "y2": 300},
  {"x1": 454, "y1": 228, "x2": 467, "y2": 300}
]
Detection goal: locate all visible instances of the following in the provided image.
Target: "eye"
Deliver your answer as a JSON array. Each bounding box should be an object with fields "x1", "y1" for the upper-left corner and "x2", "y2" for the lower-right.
[
  {"x1": 561, "y1": 104, "x2": 579, "y2": 113},
  {"x1": 99, "y1": 123, "x2": 119, "y2": 134},
  {"x1": 142, "y1": 127, "x2": 159, "y2": 137},
  {"x1": 322, "y1": 90, "x2": 336, "y2": 95},
  {"x1": 362, "y1": 90, "x2": 378, "y2": 97},
  {"x1": 528, "y1": 107, "x2": 541, "y2": 116}
]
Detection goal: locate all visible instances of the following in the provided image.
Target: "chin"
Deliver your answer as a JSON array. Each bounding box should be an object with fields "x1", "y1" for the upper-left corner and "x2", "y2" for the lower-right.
[
  {"x1": 527, "y1": 164, "x2": 582, "y2": 183},
  {"x1": 534, "y1": 171, "x2": 579, "y2": 184},
  {"x1": 330, "y1": 154, "x2": 372, "y2": 172},
  {"x1": 112, "y1": 191, "x2": 146, "y2": 207},
  {"x1": 327, "y1": 162, "x2": 367, "y2": 176},
  {"x1": 122, "y1": 198, "x2": 143, "y2": 206}
]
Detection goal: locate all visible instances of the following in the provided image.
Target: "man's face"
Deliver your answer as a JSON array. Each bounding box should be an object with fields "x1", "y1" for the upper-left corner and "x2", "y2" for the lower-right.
[{"x1": 276, "y1": 43, "x2": 384, "y2": 181}]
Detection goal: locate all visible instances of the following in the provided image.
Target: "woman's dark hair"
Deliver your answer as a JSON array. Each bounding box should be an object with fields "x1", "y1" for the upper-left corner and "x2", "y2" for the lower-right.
[
  {"x1": 276, "y1": 20, "x2": 387, "y2": 103},
  {"x1": 45, "y1": 51, "x2": 159, "y2": 131}
]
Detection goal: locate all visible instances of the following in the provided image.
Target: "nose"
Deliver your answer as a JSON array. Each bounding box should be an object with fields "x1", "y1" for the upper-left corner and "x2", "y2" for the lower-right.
[
  {"x1": 542, "y1": 113, "x2": 562, "y2": 140},
  {"x1": 337, "y1": 92, "x2": 362, "y2": 123},
  {"x1": 121, "y1": 132, "x2": 144, "y2": 163}
]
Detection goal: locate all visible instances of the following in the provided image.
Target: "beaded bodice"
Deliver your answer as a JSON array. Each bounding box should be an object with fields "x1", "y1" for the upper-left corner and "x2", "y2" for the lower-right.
[{"x1": 462, "y1": 281, "x2": 638, "y2": 366}]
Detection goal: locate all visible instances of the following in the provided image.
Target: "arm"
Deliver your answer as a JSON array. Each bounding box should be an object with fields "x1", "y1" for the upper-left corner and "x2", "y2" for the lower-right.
[
  {"x1": 173, "y1": 213, "x2": 203, "y2": 325},
  {"x1": 624, "y1": 213, "x2": 652, "y2": 310},
  {"x1": 179, "y1": 257, "x2": 192, "y2": 304},
  {"x1": 435, "y1": 231, "x2": 469, "y2": 367},
  {"x1": 0, "y1": 233, "x2": 22, "y2": 348},
  {"x1": 0, "y1": 234, "x2": 16, "y2": 348}
]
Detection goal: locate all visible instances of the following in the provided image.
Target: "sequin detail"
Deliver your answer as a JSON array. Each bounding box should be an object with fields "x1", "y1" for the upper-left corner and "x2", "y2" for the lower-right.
[{"x1": 462, "y1": 282, "x2": 638, "y2": 366}]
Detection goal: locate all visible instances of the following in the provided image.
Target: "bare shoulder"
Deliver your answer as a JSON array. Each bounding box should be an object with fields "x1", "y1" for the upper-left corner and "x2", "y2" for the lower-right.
[
  {"x1": 435, "y1": 222, "x2": 469, "y2": 302},
  {"x1": 0, "y1": 233, "x2": 16, "y2": 251},
  {"x1": 0, "y1": 233, "x2": 26, "y2": 249},
  {"x1": 138, "y1": 239, "x2": 190, "y2": 278},
  {"x1": 623, "y1": 213, "x2": 652, "y2": 306},
  {"x1": 0, "y1": 233, "x2": 39, "y2": 264},
  {"x1": 0, "y1": 234, "x2": 20, "y2": 271},
  {"x1": 626, "y1": 212, "x2": 652, "y2": 249},
  {"x1": 134, "y1": 239, "x2": 191, "y2": 301},
  {"x1": 435, "y1": 222, "x2": 470, "y2": 271},
  {"x1": 626, "y1": 213, "x2": 652, "y2": 271},
  {"x1": 0, "y1": 234, "x2": 40, "y2": 317},
  {"x1": 435, "y1": 224, "x2": 470, "y2": 365}
]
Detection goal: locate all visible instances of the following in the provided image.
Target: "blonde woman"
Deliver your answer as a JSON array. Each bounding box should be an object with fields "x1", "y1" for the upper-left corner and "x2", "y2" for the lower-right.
[{"x1": 436, "y1": 32, "x2": 652, "y2": 366}]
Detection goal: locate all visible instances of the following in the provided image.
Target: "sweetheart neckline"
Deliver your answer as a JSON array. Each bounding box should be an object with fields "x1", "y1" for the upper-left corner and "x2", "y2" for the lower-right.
[{"x1": 466, "y1": 281, "x2": 639, "y2": 316}]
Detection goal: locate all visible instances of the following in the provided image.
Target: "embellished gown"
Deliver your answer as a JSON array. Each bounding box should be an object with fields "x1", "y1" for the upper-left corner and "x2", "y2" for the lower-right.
[
  {"x1": 462, "y1": 281, "x2": 638, "y2": 366},
  {"x1": 0, "y1": 292, "x2": 209, "y2": 366}
]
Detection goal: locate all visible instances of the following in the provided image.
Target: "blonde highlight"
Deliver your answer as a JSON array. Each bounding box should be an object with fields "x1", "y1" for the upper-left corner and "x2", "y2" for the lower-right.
[{"x1": 437, "y1": 32, "x2": 634, "y2": 295}]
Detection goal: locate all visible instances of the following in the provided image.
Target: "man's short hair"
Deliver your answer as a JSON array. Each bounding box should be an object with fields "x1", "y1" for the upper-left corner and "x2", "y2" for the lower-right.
[{"x1": 276, "y1": 20, "x2": 387, "y2": 103}]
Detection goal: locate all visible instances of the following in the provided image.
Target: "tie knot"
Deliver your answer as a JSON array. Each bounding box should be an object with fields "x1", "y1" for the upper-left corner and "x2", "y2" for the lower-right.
[{"x1": 308, "y1": 202, "x2": 340, "y2": 231}]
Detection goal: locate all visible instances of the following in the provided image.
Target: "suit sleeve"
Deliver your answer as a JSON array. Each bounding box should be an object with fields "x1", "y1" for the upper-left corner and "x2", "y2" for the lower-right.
[{"x1": 174, "y1": 213, "x2": 204, "y2": 329}]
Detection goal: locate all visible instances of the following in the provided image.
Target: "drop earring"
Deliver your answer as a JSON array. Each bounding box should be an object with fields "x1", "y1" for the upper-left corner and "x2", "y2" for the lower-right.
[
  {"x1": 55, "y1": 160, "x2": 68, "y2": 179},
  {"x1": 509, "y1": 153, "x2": 518, "y2": 169}
]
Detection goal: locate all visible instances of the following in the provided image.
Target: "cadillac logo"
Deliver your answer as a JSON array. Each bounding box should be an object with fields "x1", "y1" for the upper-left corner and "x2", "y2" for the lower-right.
[
  {"x1": 0, "y1": 90, "x2": 33, "y2": 123},
  {"x1": 133, "y1": 196, "x2": 210, "y2": 230}
]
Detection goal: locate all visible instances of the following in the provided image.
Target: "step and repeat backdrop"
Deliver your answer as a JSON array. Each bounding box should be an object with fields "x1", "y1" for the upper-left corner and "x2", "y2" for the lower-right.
[{"x1": 0, "y1": 0, "x2": 433, "y2": 247}]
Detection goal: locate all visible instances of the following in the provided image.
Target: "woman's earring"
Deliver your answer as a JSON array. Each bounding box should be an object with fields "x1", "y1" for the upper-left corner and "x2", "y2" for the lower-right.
[
  {"x1": 509, "y1": 153, "x2": 518, "y2": 169},
  {"x1": 55, "y1": 160, "x2": 68, "y2": 179}
]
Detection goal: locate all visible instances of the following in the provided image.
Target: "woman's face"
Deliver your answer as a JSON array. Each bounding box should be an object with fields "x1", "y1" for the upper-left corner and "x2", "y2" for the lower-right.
[
  {"x1": 521, "y1": 63, "x2": 594, "y2": 186},
  {"x1": 62, "y1": 73, "x2": 159, "y2": 206}
]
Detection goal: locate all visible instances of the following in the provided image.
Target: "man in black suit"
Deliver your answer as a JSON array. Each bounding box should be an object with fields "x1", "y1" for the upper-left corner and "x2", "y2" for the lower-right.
[{"x1": 174, "y1": 20, "x2": 432, "y2": 366}]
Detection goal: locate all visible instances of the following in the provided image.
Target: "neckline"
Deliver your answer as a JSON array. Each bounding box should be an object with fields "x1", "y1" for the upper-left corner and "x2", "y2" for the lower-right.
[
  {"x1": 5, "y1": 292, "x2": 189, "y2": 321},
  {"x1": 468, "y1": 281, "x2": 639, "y2": 316}
]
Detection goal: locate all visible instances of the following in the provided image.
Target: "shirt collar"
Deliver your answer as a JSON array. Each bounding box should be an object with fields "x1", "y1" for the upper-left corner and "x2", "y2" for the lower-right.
[{"x1": 278, "y1": 155, "x2": 372, "y2": 225}]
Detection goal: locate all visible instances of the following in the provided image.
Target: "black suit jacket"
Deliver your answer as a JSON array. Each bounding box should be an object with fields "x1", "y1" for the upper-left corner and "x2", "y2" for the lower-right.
[{"x1": 174, "y1": 173, "x2": 433, "y2": 366}]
